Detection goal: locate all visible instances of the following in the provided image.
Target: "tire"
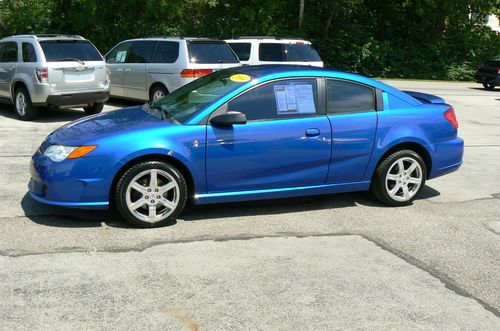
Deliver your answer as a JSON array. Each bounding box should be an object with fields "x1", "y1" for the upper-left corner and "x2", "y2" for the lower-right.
[
  {"x1": 83, "y1": 102, "x2": 104, "y2": 115},
  {"x1": 149, "y1": 84, "x2": 168, "y2": 102},
  {"x1": 482, "y1": 83, "x2": 495, "y2": 90},
  {"x1": 371, "y1": 149, "x2": 427, "y2": 206},
  {"x1": 14, "y1": 86, "x2": 38, "y2": 121},
  {"x1": 115, "y1": 161, "x2": 187, "y2": 228}
]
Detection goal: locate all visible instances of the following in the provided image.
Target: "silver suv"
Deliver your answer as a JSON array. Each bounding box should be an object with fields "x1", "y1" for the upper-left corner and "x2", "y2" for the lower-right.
[
  {"x1": 0, "y1": 34, "x2": 110, "y2": 121},
  {"x1": 105, "y1": 37, "x2": 241, "y2": 102}
]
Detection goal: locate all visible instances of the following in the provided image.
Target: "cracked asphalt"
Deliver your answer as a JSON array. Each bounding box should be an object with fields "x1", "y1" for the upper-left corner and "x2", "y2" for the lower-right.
[{"x1": 0, "y1": 81, "x2": 499, "y2": 329}]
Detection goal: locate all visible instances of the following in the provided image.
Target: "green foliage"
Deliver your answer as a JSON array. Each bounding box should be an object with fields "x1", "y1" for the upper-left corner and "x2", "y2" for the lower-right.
[{"x1": 0, "y1": 0, "x2": 499, "y2": 80}]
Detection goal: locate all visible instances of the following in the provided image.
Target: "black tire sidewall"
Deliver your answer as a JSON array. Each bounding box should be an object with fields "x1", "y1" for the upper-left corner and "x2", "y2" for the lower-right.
[
  {"x1": 149, "y1": 85, "x2": 168, "y2": 102},
  {"x1": 372, "y1": 150, "x2": 427, "y2": 206},
  {"x1": 84, "y1": 102, "x2": 104, "y2": 115},
  {"x1": 483, "y1": 83, "x2": 495, "y2": 90},
  {"x1": 115, "y1": 161, "x2": 187, "y2": 228},
  {"x1": 14, "y1": 87, "x2": 37, "y2": 121}
]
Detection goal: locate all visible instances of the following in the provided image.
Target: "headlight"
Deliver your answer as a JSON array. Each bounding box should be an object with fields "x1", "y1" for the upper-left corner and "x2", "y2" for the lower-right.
[{"x1": 44, "y1": 145, "x2": 97, "y2": 162}]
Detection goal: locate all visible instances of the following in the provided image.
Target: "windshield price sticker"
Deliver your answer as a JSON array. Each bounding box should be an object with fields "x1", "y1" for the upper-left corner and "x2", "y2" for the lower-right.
[{"x1": 274, "y1": 83, "x2": 316, "y2": 114}]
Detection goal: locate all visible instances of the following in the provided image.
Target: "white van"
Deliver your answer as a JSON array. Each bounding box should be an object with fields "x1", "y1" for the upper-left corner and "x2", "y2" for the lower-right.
[
  {"x1": 225, "y1": 37, "x2": 323, "y2": 67},
  {"x1": 105, "y1": 37, "x2": 241, "y2": 102}
]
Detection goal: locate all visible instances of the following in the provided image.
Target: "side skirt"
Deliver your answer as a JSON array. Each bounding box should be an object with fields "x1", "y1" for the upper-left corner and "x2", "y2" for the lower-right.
[{"x1": 193, "y1": 181, "x2": 371, "y2": 205}]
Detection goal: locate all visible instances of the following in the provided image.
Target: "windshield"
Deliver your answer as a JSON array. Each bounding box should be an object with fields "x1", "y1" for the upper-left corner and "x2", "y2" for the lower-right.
[
  {"x1": 284, "y1": 44, "x2": 322, "y2": 62},
  {"x1": 144, "y1": 69, "x2": 252, "y2": 123},
  {"x1": 40, "y1": 40, "x2": 102, "y2": 62}
]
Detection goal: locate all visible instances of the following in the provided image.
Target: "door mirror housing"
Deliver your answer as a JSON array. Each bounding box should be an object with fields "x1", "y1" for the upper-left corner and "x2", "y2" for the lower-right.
[{"x1": 210, "y1": 111, "x2": 247, "y2": 126}]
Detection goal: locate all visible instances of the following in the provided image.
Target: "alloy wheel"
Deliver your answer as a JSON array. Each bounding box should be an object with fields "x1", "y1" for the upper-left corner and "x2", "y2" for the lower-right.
[
  {"x1": 125, "y1": 169, "x2": 179, "y2": 223},
  {"x1": 15, "y1": 92, "x2": 26, "y2": 116},
  {"x1": 385, "y1": 157, "x2": 423, "y2": 202}
]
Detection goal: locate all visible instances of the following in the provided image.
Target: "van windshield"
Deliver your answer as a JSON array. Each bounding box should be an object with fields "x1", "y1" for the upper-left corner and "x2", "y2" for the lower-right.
[
  {"x1": 40, "y1": 40, "x2": 102, "y2": 62},
  {"x1": 144, "y1": 69, "x2": 251, "y2": 123}
]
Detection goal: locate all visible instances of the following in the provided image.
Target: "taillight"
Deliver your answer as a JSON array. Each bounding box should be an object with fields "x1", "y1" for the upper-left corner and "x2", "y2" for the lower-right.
[
  {"x1": 36, "y1": 68, "x2": 48, "y2": 83},
  {"x1": 444, "y1": 107, "x2": 458, "y2": 129},
  {"x1": 497, "y1": 68, "x2": 500, "y2": 75},
  {"x1": 180, "y1": 69, "x2": 213, "y2": 78}
]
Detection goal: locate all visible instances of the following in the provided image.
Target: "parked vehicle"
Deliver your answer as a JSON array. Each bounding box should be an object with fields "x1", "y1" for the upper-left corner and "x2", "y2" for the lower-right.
[
  {"x1": 105, "y1": 37, "x2": 241, "y2": 102},
  {"x1": 0, "y1": 34, "x2": 110, "y2": 121},
  {"x1": 29, "y1": 65, "x2": 463, "y2": 228},
  {"x1": 226, "y1": 37, "x2": 323, "y2": 67},
  {"x1": 474, "y1": 59, "x2": 500, "y2": 90}
]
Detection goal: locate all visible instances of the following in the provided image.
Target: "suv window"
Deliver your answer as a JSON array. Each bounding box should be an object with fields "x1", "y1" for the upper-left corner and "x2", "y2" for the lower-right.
[
  {"x1": 106, "y1": 42, "x2": 132, "y2": 63},
  {"x1": 151, "y1": 41, "x2": 179, "y2": 63},
  {"x1": 187, "y1": 41, "x2": 239, "y2": 64},
  {"x1": 39, "y1": 40, "x2": 102, "y2": 62},
  {"x1": 227, "y1": 43, "x2": 251, "y2": 61},
  {"x1": 22, "y1": 43, "x2": 37, "y2": 62},
  {"x1": 284, "y1": 44, "x2": 321, "y2": 62},
  {"x1": 326, "y1": 80, "x2": 375, "y2": 115},
  {"x1": 126, "y1": 41, "x2": 157, "y2": 63},
  {"x1": 485, "y1": 60, "x2": 500, "y2": 67},
  {"x1": 259, "y1": 43, "x2": 285, "y2": 62},
  {"x1": 228, "y1": 78, "x2": 319, "y2": 121},
  {"x1": 0, "y1": 42, "x2": 18, "y2": 62}
]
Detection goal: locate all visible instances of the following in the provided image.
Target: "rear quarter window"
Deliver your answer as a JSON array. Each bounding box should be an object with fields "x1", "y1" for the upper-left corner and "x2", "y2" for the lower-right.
[
  {"x1": 22, "y1": 43, "x2": 37, "y2": 62},
  {"x1": 327, "y1": 80, "x2": 375, "y2": 115},
  {"x1": 40, "y1": 40, "x2": 102, "y2": 62},
  {"x1": 187, "y1": 42, "x2": 239, "y2": 64},
  {"x1": 285, "y1": 44, "x2": 321, "y2": 62}
]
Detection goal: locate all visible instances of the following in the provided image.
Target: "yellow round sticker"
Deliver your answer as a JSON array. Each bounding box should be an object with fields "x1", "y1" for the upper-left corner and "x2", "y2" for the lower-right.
[{"x1": 230, "y1": 74, "x2": 251, "y2": 82}]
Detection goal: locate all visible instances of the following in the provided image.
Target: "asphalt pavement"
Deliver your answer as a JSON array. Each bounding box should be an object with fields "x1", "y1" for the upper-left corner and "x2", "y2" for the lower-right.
[{"x1": 0, "y1": 81, "x2": 499, "y2": 329}]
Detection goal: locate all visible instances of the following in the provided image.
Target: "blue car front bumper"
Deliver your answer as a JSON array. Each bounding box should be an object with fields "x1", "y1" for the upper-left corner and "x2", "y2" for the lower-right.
[{"x1": 28, "y1": 151, "x2": 121, "y2": 209}]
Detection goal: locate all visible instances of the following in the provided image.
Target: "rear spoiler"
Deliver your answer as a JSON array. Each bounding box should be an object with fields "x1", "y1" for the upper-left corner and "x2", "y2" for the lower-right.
[{"x1": 403, "y1": 91, "x2": 445, "y2": 104}]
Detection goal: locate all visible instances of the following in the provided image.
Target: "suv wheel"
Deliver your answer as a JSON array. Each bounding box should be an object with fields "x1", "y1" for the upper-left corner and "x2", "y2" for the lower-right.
[
  {"x1": 14, "y1": 87, "x2": 38, "y2": 121},
  {"x1": 83, "y1": 102, "x2": 104, "y2": 115},
  {"x1": 149, "y1": 84, "x2": 168, "y2": 102},
  {"x1": 371, "y1": 150, "x2": 427, "y2": 206},
  {"x1": 115, "y1": 161, "x2": 187, "y2": 228},
  {"x1": 482, "y1": 83, "x2": 495, "y2": 90}
]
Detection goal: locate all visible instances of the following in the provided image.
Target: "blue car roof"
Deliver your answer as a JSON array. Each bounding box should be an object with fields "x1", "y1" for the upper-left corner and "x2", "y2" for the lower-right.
[{"x1": 233, "y1": 65, "x2": 419, "y2": 106}]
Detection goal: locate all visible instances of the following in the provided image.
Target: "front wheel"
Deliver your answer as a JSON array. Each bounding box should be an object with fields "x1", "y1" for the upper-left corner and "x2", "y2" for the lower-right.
[
  {"x1": 115, "y1": 161, "x2": 187, "y2": 228},
  {"x1": 371, "y1": 150, "x2": 427, "y2": 206},
  {"x1": 482, "y1": 83, "x2": 495, "y2": 90},
  {"x1": 149, "y1": 84, "x2": 168, "y2": 102},
  {"x1": 83, "y1": 102, "x2": 104, "y2": 115}
]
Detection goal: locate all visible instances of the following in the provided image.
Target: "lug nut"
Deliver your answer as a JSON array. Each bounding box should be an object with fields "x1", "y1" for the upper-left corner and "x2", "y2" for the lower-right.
[
  {"x1": 157, "y1": 195, "x2": 161, "y2": 199},
  {"x1": 145, "y1": 196, "x2": 149, "y2": 199}
]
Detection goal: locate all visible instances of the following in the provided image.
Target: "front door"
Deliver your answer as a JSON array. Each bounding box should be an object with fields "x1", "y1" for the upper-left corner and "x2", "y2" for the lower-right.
[
  {"x1": 123, "y1": 41, "x2": 157, "y2": 100},
  {"x1": 0, "y1": 41, "x2": 18, "y2": 98},
  {"x1": 206, "y1": 78, "x2": 331, "y2": 192}
]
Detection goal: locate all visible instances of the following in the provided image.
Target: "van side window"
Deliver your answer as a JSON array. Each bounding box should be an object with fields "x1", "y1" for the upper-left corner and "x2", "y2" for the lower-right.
[
  {"x1": 228, "y1": 43, "x2": 251, "y2": 61},
  {"x1": 151, "y1": 41, "x2": 179, "y2": 63},
  {"x1": 259, "y1": 43, "x2": 284, "y2": 62},
  {"x1": 126, "y1": 41, "x2": 157, "y2": 63},
  {"x1": 0, "y1": 42, "x2": 18, "y2": 62},
  {"x1": 22, "y1": 43, "x2": 37, "y2": 62}
]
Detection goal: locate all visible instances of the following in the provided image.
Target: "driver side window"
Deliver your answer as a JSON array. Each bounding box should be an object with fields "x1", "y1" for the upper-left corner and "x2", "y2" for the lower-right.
[
  {"x1": 227, "y1": 78, "x2": 319, "y2": 121},
  {"x1": 106, "y1": 42, "x2": 131, "y2": 63}
]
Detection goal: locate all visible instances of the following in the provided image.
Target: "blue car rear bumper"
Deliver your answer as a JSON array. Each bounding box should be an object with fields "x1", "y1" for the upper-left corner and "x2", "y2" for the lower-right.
[{"x1": 428, "y1": 137, "x2": 464, "y2": 179}]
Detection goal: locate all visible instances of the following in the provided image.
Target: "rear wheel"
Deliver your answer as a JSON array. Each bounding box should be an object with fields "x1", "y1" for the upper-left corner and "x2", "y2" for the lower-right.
[
  {"x1": 482, "y1": 83, "x2": 495, "y2": 90},
  {"x1": 149, "y1": 84, "x2": 168, "y2": 102},
  {"x1": 83, "y1": 102, "x2": 104, "y2": 115},
  {"x1": 115, "y1": 161, "x2": 187, "y2": 228},
  {"x1": 14, "y1": 87, "x2": 38, "y2": 121},
  {"x1": 371, "y1": 150, "x2": 427, "y2": 206}
]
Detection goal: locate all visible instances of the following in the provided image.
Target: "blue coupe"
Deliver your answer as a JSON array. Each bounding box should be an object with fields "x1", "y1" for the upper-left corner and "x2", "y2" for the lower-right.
[{"x1": 29, "y1": 66, "x2": 464, "y2": 227}]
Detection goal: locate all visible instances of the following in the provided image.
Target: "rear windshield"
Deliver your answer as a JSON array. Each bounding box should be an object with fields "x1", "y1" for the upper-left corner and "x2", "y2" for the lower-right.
[
  {"x1": 485, "y1": 60, "x2": 500, "y2": 67},
  {"x1": 187, "y1": 42, "x2": 239, "y2": 64},
  {"x1": 284, "y1": 44, "x2": 322, "y2": 62},
  {"x1": 40, "y1": 40, "x2": 102, "y2": 62}
]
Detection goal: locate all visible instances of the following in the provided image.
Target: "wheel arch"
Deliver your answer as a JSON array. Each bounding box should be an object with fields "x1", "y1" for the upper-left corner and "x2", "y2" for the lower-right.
[
  {"x1": 11, "y1": 80, "x2": 29, "y2": 102},
  {"x1": 109, "y1": 153, "x2": 195, "y2": 204},
  {"x1": 371, "y1": 142, "x2": 432, "y2": 180}
]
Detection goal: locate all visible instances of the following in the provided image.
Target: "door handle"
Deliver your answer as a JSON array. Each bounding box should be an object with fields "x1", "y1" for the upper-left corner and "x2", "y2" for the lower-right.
[{"x1": 305, "y1": 128, "x2": 320, "y2": 137}]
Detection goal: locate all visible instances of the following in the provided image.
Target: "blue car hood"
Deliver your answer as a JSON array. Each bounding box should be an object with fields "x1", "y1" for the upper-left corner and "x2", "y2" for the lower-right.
[{"x1": 46, "y1": 106, "x2": 171, "y2": 146}]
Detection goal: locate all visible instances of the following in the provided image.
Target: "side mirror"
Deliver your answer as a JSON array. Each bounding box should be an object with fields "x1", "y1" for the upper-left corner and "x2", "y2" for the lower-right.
[{"x1": 210, "y1": 111, "x2": 247, "y2": 126}]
